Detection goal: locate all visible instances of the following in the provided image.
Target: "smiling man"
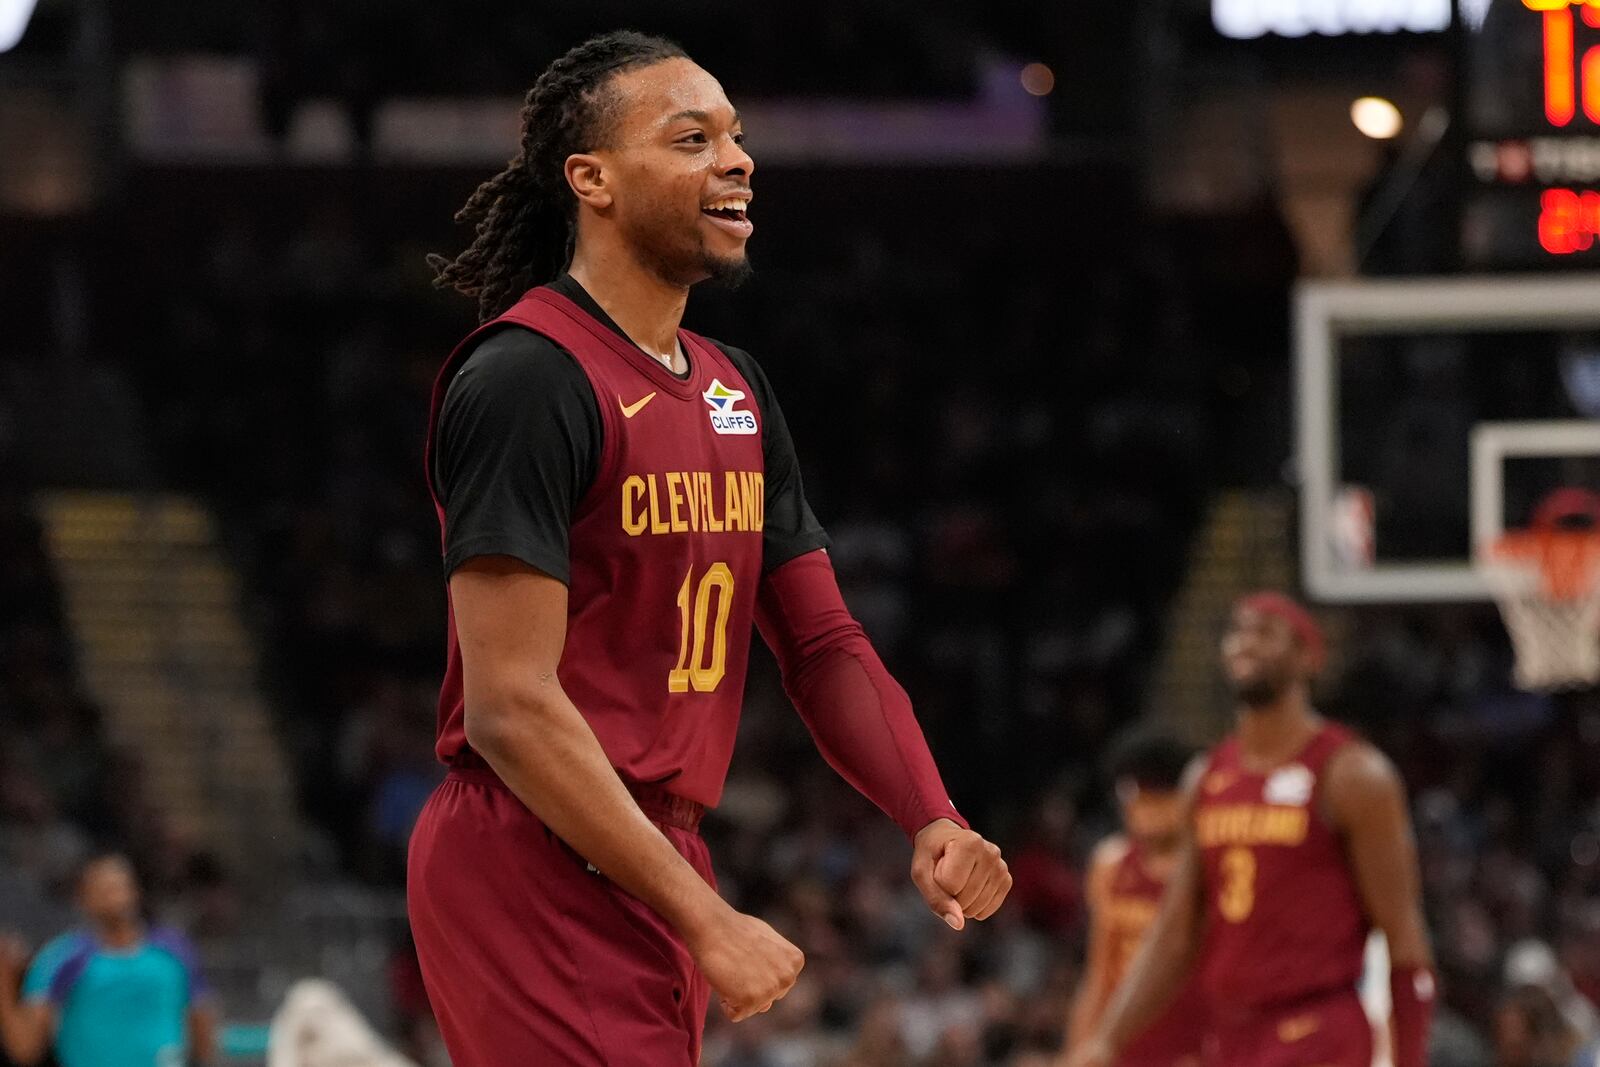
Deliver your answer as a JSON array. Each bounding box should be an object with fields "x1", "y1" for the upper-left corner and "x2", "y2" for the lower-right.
[{"x1": 408, "y1": 31, "x2": 1011, "y2": 1067}]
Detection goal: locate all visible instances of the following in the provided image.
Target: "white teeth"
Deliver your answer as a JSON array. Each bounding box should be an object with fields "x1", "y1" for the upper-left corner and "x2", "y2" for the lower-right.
[{"x1": 706, "y1": 198, "x2": 749, "y2": 213}]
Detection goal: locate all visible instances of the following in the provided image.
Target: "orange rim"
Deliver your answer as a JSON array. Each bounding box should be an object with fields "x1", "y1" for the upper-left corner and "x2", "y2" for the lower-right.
[{"x1": 1489, "y1": 528, "x2": 1600, "y2": 600}]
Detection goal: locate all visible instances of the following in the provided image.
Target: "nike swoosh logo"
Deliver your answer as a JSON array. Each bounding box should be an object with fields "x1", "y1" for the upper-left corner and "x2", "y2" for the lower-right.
[
  {"x1": 1276, "y1": 1014, "x2": 1321, "y2": 1044},
  {"x1": 620, "y1": 392, "x2": 657, "y2": 419}
]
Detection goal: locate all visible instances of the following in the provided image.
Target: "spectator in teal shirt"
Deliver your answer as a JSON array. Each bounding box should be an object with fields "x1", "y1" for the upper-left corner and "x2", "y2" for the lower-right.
[{"x1": 0, "y1": 854, "x2": 217, "y2": 1067}]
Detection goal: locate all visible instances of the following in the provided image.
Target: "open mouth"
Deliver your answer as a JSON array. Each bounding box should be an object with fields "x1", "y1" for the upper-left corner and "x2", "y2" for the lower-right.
[{"x1": 702, "y1": 195, "x2": 752, "y2": 229}]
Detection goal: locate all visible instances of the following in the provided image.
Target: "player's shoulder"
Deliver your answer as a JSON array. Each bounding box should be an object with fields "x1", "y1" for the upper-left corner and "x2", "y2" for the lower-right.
[
  {"x1": 1321, "y1": 732, "x2": 1405, "y2": 824},
  {"x1": 33, "y1": 930, "x2": 94, "y2": 966},
  {"x1": 1180, "y1": 749, "x2": 1218, "y2": 796},
  {"x1": 1089, "y1": 833, "x2": 1132, "y2": 874},
  {"x1": 692, "y1": 332, "x2": 749, "y2": 363},
  {"x1": 22, "y1": 930, "x2": 95, "y2": 994},
  {"x1": 440, "y1": 325, "x2": 595, "y2": 432},
  {"x1": 1324, "y1": 734, "x2": 1399, "y2": 787},
  {"x1": 1084, "y1": 834, "x2": 1130, "y2": 910},
  {"x1": 695, "y1": 336, "x2": 765, "y2": 384},
  {"x1": 452, "y1": 324, "x2": 586, "y2": 390}
]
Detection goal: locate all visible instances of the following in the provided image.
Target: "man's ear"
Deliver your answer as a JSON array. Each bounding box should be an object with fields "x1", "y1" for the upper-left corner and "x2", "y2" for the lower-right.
[{"x1": 566, "y1": 153, "x2": 613, "y2": 211}]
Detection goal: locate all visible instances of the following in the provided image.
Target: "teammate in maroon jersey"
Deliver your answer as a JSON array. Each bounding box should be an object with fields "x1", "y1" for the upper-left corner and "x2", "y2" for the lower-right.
[
  {"x1": 1069, "y1": 593, "x2": 1434, "y2": 1067},
  {"x1": 1064, "y1": 730, "x2": 1205, "y2": 1067},
  {"x1": 406, "y1": 31, "x2": 1012, "y2": 1067}
]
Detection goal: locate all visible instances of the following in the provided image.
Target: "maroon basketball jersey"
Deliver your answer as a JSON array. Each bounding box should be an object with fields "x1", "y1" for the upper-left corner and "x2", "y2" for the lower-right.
[
  {"x1": 1193, "y1": 722, "x2": 1369, "y2": 1023},
  {"x1": 1105, "y1": 843, "x2": 1206, "y2": 1067},
  {"x1": 424, "y1": 287, "x2": 769, "y2": 806}
]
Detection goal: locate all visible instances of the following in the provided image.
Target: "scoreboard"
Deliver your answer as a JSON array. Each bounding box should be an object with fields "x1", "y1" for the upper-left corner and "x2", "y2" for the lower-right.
[{"x1": 1463, "y1": 0, "x2": 1600, "y2": 266}]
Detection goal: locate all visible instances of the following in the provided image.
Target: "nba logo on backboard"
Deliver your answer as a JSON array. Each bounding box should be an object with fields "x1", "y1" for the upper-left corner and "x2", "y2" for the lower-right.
[{"x1": 1330, "y1": 486, "x2": 1375, "y2": 571}]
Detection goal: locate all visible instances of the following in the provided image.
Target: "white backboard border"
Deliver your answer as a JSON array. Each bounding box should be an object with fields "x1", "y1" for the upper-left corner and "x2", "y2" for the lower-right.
[
  {"x1": 1296, "y1": 275, "x2": 1600, "y2": 604},
  {"x1": 1471, "y1": 420, "x2": 1600, "y2": 553}
]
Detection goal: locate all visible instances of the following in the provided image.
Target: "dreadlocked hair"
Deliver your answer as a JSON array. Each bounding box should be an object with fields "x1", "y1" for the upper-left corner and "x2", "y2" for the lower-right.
[{"x1": 427, "y1": 31, "x2": 690, "y2": 322}]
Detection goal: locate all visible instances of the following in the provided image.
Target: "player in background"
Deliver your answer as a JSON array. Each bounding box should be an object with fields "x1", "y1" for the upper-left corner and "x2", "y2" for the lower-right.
[
  {"x1": 409, "y1": 31, "x2": 1011, "y2": 1067},
  {"x1": 1070, "y1": 592, "x2": 1434, "y2": 1067},
  {"x1": 1063, "y1": 729, "x2": 1204, "y2": 1067},
  {"x1": 0, "y1": 853, "x2": 217, "y2": 1067}
]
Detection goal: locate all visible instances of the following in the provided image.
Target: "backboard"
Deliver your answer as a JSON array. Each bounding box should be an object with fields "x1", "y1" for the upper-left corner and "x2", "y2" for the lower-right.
[{"x1": 1296, "y1": 275, "x2": 1600, "y2": 602}]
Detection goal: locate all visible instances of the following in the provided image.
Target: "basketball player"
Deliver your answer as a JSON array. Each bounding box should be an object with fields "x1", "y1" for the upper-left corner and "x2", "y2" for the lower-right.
[
  {"x1": 1069, "y1": 593, "x2": 1434, "y2": 1067},
  {"x1": 407, "y1": 31, "x2": 1012, "y2": 1067},
  {"x1": 1063, "y1": 730, "x2": 1204, "y2": 1067}
]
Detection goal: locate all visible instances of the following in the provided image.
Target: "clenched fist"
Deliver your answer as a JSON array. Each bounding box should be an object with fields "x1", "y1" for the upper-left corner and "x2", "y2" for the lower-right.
[
  {"x1": 684, "y1": 903, "x2": 805, "y2": 1022},
  {"x1": 911, "y1": 818, "x2": 1012, "y2": 930}
]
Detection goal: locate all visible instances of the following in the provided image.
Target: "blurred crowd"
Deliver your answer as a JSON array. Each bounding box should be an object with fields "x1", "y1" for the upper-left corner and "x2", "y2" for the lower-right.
[
  {"x1": 0, "y1": 498, "x2": 109, "y2": 944},
  {"x1": 0, "y1": 499, "x2": 241, "y2": 950},
  {"x1": 2, "y1": 161, "x2": 1596, "y2": 1067}
]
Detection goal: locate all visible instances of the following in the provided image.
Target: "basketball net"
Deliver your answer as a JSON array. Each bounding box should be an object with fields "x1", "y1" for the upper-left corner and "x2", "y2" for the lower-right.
[{"x1": 1480, "y1": 489, "x2": 1600, "y2": 692}]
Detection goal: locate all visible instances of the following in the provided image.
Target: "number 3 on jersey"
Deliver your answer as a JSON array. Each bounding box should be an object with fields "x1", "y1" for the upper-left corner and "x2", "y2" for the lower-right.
[
  {"x1": 670, "y1": 563, "x2": 735, "y2": 693},
  {"x1": 1220, "y1": 846, "x2": 1256, "y2": 923}
]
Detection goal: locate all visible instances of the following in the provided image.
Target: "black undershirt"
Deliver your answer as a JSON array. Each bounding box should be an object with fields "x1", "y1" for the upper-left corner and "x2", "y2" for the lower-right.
[{"x1": 434, "y1": 274, "x2": 829, "y2": 583}]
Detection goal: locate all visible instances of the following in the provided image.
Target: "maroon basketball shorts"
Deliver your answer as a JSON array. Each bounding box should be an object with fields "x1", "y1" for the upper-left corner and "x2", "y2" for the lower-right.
[
  {"x1": 407, "y1": 768, "x2": 714, "y2": 1067},
  {"x1": 1206, "y1": 988, "x2": 1374, "y2": 1067}
]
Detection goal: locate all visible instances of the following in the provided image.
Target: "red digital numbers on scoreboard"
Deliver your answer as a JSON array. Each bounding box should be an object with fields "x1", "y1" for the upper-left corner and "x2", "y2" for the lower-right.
[
  {"x1": 1466, "y1": 3, "x2": 1600, "y2": 262},
  {"x1": 1538, "y1": 188, "x2": 1600, "y2": 252},
  {"x1": 1526, "y1": 0, "x2": 1600, "y2": 126}
]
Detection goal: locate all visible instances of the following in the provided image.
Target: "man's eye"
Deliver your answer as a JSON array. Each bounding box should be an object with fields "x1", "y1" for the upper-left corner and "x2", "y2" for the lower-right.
[
  {"x1": 733, "y1": 132, "x2": 745, "y2": 145},
  {"x1": 679, "y1": 132, "x2": 707, "y2": 145}
]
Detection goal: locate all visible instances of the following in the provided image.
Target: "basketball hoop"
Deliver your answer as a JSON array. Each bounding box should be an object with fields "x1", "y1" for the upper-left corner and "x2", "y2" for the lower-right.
[{"x1": 1480, "y1": 488, "x2": 1600, "y2": 691}]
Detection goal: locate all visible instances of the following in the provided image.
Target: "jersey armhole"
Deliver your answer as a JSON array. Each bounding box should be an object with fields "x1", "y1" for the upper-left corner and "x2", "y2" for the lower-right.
[
  {"x1": 1312, "y1": 732, "x2": 1361, "y2": 831},
  {"x1": 1089, "y1": 835, "x2": 1131, "y2": 906},
  {"x1": 569, "y1": 357, "x2": 619, "y2": 523}
]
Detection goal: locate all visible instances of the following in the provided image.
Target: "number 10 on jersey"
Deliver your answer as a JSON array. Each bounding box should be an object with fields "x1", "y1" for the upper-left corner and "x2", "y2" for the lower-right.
[{"x1": 670, "y1": 563, "x2": 734, "y2": 693}]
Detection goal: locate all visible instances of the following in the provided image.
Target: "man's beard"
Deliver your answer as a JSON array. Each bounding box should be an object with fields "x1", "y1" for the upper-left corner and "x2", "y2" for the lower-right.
[
  {"x1": 631, "y1": 215, "x2": 754, "y2": 290},
  {"x1": 698, "y1": 249, "x2": 753, "y2": 290},
  {"x1": 1234, "y1": 671, "x2": 1291, "y2": 708}
]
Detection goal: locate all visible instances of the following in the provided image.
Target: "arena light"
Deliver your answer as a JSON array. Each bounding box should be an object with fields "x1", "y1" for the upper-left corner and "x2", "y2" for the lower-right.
[
  {"x1": 0, "y1": 0, "x2": 39, "y2": 53},
  {"x1": 1020, "y1": 62, "x2": 1055, "y2": 97},
  {"x1": 1351, "y1": 97, "x2": 1404, "y2": 139},
  {"x1": 1213, "y1": 0, "x2": 1450, "y2": 38}
]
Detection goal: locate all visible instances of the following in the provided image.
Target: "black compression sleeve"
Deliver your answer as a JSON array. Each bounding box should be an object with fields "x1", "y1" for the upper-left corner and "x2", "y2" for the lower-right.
[{"x1": 433, "y1": 326, "x2": 602, "y2": 584}]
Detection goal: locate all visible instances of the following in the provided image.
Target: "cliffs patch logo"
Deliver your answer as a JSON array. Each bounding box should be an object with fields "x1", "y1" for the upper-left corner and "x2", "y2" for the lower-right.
[
  {"x1": 1264, "y1": 764, "x2": 1314, "y2": 807},
  {"x1": 702, "y1": 378, "x2": 758, "y2": 436}
]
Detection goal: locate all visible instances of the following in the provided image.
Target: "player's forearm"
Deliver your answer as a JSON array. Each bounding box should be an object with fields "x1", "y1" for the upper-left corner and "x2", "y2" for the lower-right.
[
  {"x1": 1097, "y1": 922, "x2": 1196, "y2": 1053},
  {"x1": 1382, "y1": 906, "x2": 1434, "y2": 970},
  {"x1": 1094, "y1": 851, "x2": 1201, "y2": 1057},
  {"x1": 756, "y1": 551, "x2": 965, "y2": 837},
  {"x1": 1335, "y1": 748, "x2": 1434, "y2": 972},
  {"x1": 791, "y1": 648, "x2": 964, "y2": 837},
  {"x1": 1067, "y1": 976, "x2": 1111, "y2": 1050},
  {"x1": 189, "y1": 1003, "x2": 219, "y2": 1065},
  {"x1": 465, "y1": 692, "x2": 727, "y2": 936}
]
